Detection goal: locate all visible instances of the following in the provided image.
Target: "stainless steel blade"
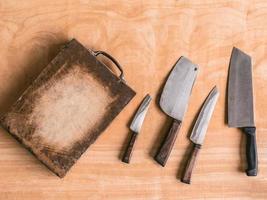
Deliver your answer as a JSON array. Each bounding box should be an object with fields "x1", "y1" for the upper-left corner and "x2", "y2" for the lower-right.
[
  {"x1": 160, "y1": 56, "x2": 198, "y2": 121},
  {"x1": 190, "y1": 86, "x2": 219, "y2": 145},
  {"x1": 130, "y1": 94, "x2": 152, "y2": 133},
  {"x1": 228, "y1": 47, "x2": 255, "y2": 127}
]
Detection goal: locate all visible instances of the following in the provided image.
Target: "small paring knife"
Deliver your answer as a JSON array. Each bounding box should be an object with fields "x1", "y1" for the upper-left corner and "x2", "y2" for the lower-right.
[
  {"x1": 181, "y1": 86, "x2": 219, "y2": 184},
  {"x1": 155, "y1": 57, "x2": 198, "y2": 166},
  {"x1": 227, "y1": 47, "x2": 258, "y2": 176},
  {"x1": 122, "y1": 94, "x2": 152, "y2": 164}
]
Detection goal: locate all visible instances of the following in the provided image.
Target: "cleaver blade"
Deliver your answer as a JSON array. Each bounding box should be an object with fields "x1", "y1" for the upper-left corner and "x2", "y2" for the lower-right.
[
  {"x1": 228, "y1": 47, "x2": 255, "y2": 127},
  {"x1": 155, "y1": 56, "x2": 198, "y2": 166}
]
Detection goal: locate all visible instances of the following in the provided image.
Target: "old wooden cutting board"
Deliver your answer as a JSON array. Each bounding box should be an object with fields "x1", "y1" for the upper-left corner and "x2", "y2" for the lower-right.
[{"x1": 0, "y1": 39, "x2": 135, "y2": 177}]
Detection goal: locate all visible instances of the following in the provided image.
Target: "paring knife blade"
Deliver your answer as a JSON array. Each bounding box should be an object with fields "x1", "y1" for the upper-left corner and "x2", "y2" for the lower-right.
[
  {"x1": 130, "y1": 94, "x2": 152, "y2": 133},
  {"x1": 227, "y1": 47, "x2": 258, "y2": 176},
  {"x1": 181, "y1": 86, "x2": 219, "y2": 184},
  {"x1": 155, "y1": 56, "x2": 198, "y2": 166},
  {"x1": 122, "y1": 94, "x2": 152, "y2": 163}
]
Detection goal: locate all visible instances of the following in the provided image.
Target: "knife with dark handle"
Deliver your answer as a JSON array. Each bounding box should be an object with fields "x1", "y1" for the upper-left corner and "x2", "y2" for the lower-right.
[
  {"x1": 227, "y1": 47, "x2": 258, "y2": 176},
  {"x1": 155, "y1": 57, "x2": 198, "y2": 166},
  {"x1": 181, "y1": 86, "x2": 219, "y2": 184},
  {"x1": 122, "y1": 94, "x2": 152, "y2": 164}
]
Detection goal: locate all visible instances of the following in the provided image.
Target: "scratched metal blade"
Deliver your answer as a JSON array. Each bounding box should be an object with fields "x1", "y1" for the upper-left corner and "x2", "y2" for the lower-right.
[
  {"x1": 160, "y1": 56, "x2": 198, "y2": 121},
  {"x1": 228, "y1": 47, "x2": 255, "y2": 127},
  {"x1": 190, "y1": 86, "x2": 219, "y2": 145},
  {"x1": 130, "y1": 94, "x2": 152, "y2": 133}
]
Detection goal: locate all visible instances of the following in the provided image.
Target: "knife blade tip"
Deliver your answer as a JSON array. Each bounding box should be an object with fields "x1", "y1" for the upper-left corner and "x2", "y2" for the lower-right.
[{"x1": 231, "y1": 47, "x2": 251, "y2": 61}]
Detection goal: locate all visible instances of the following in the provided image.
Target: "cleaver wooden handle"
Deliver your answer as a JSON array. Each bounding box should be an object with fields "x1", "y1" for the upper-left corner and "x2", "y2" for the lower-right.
[
  {"x1": 243, "y1": 127, "x2": 258, "y2": 176},
  {"x1": 181, "y1": 144, "x2": 201, "y2": 184},
  {"x1": 155, "y1": 119, "x2": 181, "y2": 166},
  {"x1": 122, "y1": 131, "x2": 138, "y2": 164}
]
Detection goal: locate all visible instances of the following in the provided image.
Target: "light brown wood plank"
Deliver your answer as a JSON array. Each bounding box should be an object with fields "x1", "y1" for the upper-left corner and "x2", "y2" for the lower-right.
[{"x1": 0, "y1": 0, "x2": 267, "y2": 199}]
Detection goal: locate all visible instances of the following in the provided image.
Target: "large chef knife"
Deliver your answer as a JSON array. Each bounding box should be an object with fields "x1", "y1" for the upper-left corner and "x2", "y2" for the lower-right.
[
  {"x1": 181, "y1": 86, "x2": 219, "y2": 184},
  {"x1": 122, "y1": 94, "x2": 152, "y2": 163},
  {"x1": 228, "y1": 47, "x2": 258, "y2": 176},
  {"x1": 155, "y1": 57, "x2": 198, "y2": 166}
]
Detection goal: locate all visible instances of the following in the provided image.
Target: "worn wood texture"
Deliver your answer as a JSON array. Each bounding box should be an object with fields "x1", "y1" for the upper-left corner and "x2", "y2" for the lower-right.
[
  {"x1": 0, "y1": 39, "x2": 135, "y2": 178},
  {"x1": 0, "y1": 0, "x2": 267, "y2": 199}
]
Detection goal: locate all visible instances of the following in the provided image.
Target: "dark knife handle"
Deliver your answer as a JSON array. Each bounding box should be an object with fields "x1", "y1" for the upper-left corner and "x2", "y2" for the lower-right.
[
  {"x1": 122, "y1": 131, "x2": 138, "y2": 164},
  {"x1": 181, "y1": 144, "x2": 201, "y2": 184},
  {"x1": 243, "y1": 127, "x2": 258, "y2": 176},
  {"x1": 155, "y1": 119, "x2": 181, "y2": 166}
]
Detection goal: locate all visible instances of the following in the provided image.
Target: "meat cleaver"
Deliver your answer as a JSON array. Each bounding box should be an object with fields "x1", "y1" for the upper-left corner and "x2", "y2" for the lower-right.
[
  {"x1": 228, "y1": 47, "x2": 258, "y2": 176},
  {"x1": 155, "y1": 57, "x2": 198, "y2": 166}
]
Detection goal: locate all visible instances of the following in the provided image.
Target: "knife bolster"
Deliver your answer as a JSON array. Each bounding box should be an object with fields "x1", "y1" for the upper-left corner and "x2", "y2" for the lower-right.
[{"x1": 243, "y1": 127, "x2": 256, "y2": 135}]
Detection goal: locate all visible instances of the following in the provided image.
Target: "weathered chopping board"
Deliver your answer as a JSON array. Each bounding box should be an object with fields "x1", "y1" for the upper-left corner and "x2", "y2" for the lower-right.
[
  {"x1": 0, "y1": 39, "x2": 135, "y2": 177},
  {"x1": 0, "y1": 0, "x2": 267, "y2": 199}
]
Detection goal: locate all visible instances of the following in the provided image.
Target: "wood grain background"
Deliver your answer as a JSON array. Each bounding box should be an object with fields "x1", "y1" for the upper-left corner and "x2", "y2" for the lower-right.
[{"x1": 0, "y1": 0, "x2": 267, "y2": 199}]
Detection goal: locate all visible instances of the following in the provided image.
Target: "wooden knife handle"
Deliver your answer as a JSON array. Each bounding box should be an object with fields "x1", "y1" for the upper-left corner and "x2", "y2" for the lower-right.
[
  {"x1": 243, "y1": 127, "x2": 258, "y2": 176},
  {"x1": 155, "y1": 119, "x2": 181, "y2": 166},
  {"x1": 181, "y1": 144, "x2": 201, "y2": 184},
  {"x1": 122, "y1": 131, "x2": 138, "y2": 164}
]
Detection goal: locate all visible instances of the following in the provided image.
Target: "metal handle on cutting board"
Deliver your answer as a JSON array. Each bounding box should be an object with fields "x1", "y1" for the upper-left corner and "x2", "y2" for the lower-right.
[{"x1": 93, "y1": 50, "x2": 125, "y2": 83}]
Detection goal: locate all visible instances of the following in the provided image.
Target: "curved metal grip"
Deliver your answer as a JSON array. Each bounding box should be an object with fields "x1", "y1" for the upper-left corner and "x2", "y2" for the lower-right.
[{"x1": 93, "y1": 50, "x2": 125, "y2": 83}]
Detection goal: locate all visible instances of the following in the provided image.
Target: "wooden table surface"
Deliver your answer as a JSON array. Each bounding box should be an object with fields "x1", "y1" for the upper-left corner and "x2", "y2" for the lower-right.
[{"x1": 0, "y1": 1, "x2": 267, "y2": 199}]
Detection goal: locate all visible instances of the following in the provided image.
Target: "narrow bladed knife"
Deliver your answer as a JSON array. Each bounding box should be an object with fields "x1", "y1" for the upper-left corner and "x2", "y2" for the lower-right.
[
  {"x1": 227, "y1": 47, "x2": 258, "y2": 176},
  {"x1": 181, "y1": 86, "x2": 219, "y2": 184},
  {"x1": 155, "y1": 56, "x2": 198, "y2": 166},
  {"x1": 122, "y1": 94, "x2": 152, "y2": 163}
]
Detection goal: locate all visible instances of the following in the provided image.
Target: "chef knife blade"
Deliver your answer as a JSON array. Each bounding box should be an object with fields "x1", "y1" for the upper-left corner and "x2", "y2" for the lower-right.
[
  {"x1": 181, "y1": 86, "x2": 219, "y2": 184},
  {"x1": 227, "y1": 47, "x2": 257, "y2": 176},
  {"x1": 155, "y1": 56, "x2": 198, "y2": 166},
  {"x1": 122, "y1": 94, "x2": 152, "y2": 163}
]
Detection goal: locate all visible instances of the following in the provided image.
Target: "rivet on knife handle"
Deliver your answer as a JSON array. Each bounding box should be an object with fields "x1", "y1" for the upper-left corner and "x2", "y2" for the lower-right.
[{"x1": 155, "y1": 119, "x2": 181, "y2": 166}]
